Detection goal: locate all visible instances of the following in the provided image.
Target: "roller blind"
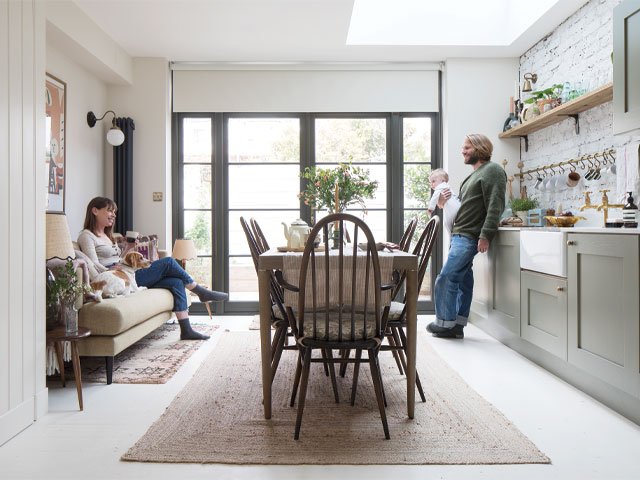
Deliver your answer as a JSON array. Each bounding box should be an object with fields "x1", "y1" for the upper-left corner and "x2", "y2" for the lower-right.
[{"x1": 172, "y1": 65, "x2": 440, "y2": 113}]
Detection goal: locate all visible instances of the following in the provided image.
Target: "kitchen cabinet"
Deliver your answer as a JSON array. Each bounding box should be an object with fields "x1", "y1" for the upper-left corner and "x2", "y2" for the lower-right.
[
  {"x1": 491, "y1": 230, "x2": 521, "y2": 334},
  {"x1": 613, "y1": 0, "x2": 640, "y2": 135},
  {"x1": 521, "y1": 271, "x2": 567, "y2": 360},
  {"x1": 567, "y1": 233, "x2": 640, "y2": 398},
  {"x1": 470, "y1": 230, "x2": 520, "y2": 334}
]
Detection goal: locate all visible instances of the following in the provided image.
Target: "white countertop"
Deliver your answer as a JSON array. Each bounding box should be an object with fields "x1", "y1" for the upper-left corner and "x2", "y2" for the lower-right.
[{"x1": 499, "y1": 226, "x2": 640, "y2": 234}]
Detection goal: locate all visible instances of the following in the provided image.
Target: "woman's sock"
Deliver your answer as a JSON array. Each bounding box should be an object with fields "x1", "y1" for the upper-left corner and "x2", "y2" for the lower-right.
[
  {"x1": 192, "y1": 284, "x2": 228, "y2": 303},
  {"x1": 178, "y1": 318, "x2": 210, "y2": 340}
]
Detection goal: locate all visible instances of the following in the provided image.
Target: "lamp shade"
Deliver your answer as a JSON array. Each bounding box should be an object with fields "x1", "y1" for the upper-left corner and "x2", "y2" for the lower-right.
[
  {"x1": 107, "y1": 126, "x2": 125, "y2": 146},
  {"x1": 46, "y1": 212, "x2": 75, "y2": 261},
  {"x1": 172, "y1": 238, "x2": 197, "y2": 261}
]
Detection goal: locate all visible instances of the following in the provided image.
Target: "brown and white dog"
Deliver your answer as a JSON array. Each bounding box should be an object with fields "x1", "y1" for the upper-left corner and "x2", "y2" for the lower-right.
[{"x1": 90, "y1": 252, "x2": 150, "y2": 302}]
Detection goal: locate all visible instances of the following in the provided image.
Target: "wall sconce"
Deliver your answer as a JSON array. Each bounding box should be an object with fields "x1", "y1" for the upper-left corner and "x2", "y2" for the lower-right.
[
  {"x1": 522, "y1": 73, "x2": 538, "y2": 92},
  {"x1": 87, "y1": 110, "x2": 125, "y2": 146}
]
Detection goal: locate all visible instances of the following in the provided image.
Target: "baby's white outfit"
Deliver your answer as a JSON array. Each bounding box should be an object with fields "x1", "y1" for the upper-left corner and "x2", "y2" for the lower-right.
[{"x1": 428, "y1": 182, "x2": 461, "y2": 234}]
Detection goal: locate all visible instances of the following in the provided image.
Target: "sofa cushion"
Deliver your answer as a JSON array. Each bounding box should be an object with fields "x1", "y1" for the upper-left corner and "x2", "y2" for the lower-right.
[{"x1": 79, "y1": 288, "x2": 174, "y2": 336}]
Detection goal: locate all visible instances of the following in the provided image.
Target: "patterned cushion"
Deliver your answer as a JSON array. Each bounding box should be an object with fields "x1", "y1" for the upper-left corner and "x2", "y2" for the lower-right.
[
  {"x1": 115, "y1": 233, "x2": 159, "y2": 261},
  {"x1": 387, "y1": 301, "x2": 405, "y2": 321},
  {"x1": 300, "y1": 310, "x2": 378, "y2": 341}
]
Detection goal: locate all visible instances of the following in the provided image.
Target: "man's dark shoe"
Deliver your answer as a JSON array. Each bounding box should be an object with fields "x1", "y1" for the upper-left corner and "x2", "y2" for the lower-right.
[{"x1": 426, "y1": 322, "x2": 464, "y2": 339}]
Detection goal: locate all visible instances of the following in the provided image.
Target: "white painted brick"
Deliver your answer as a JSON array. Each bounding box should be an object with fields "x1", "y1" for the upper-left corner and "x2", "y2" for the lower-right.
[{"x1": 516, "y1": 0, "x2": 640, "y2": 214}]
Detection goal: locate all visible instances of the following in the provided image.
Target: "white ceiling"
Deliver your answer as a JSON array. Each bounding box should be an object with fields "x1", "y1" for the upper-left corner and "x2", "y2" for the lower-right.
[{"x1": 72, "y1": 0, "x2": 588, "y2": 63}]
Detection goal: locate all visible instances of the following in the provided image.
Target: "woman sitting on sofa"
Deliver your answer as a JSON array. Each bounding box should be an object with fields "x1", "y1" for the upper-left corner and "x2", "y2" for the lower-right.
[{"x1": 77, "y1": 196, "x2": 227, "y2": 340}]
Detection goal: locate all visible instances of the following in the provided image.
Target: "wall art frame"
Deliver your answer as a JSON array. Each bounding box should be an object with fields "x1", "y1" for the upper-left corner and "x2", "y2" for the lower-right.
[{"x1": 45, "y1": 72, "x2": 66, "y2": 213}]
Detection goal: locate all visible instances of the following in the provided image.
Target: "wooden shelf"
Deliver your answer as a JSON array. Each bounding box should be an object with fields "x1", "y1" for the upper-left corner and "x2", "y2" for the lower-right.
[{"x1": 499, "y1": 82, "x2": 613, "y2": 141}]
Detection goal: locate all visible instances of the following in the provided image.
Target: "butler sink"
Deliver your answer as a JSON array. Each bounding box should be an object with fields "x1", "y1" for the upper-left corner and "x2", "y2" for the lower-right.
[{"x1": 520, "y1": 230, "x2": 568, "y2": 277}]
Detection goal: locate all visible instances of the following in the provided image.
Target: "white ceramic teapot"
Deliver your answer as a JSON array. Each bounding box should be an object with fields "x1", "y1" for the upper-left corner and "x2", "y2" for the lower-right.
[{"x1": 282, "y1": 219, "x2": 311, "y2": 249}]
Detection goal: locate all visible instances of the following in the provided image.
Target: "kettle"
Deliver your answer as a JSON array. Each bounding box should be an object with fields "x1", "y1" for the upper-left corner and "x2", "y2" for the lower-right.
[{"x1": 282, "y1": 219, "x2": 311, "y2": 249}]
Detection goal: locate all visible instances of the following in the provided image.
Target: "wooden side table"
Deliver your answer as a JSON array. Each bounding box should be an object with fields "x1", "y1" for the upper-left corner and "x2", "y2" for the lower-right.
[{"x1": 46, "y1": 327, "x2": 91, "y2": 410}]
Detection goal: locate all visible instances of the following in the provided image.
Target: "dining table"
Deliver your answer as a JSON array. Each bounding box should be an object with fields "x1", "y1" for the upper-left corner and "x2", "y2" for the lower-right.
[{"x1": 257, "y1": 247, "x2": 419, "y2": 420}]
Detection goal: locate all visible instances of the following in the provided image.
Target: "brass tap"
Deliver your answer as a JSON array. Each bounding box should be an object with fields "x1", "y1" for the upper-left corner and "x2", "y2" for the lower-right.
[
  {"x1": 579, "y1": 191, "x2": 598, "y2": 212},
  {"x1": 596, "y1": 190, "x2": 624, "y2": 227}
]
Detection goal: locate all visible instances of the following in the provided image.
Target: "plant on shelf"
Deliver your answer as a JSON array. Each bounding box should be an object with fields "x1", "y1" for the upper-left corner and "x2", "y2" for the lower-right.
[
  {"x1": 510, "y1": 197, "x2": 540, "y2": 213},
  {"x1": 524, "y1": 84, "x2": 564, "y2": 110},
  {"x1": 47, "y1": 260, "x2": 92, "y2": 332},
  {"x1": 298, "y1": 161, "x2": 379, "y2": 215}
]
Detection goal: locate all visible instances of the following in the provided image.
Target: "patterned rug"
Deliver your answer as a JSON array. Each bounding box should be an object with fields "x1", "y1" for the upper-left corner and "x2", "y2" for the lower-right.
[
  {"x1": 122, "y1": 331, "x2": 550, "y2": 465},
  {"x1": 75, "y1": 323, "x2": 218, "y2": 384}
]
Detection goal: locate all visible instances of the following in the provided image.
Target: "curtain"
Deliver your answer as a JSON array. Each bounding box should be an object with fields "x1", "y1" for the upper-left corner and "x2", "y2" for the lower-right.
[{"x1": 113, "y1": 117, "x2": 135, "y2": 235}]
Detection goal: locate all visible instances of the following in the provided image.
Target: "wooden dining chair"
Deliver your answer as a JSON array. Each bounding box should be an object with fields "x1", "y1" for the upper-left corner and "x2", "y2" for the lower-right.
[
  {"x1": 239, "y1": 217, "x2": 292, "y2": 384},
  {"x1": 275, "y1": 213, "x2": 395, "y2": 440},
  {"x1": 399, "y1": 217, "x2": 418, "y2": 253},
  {"x1": 383, "y1": 215, "x2": 439, "y2": 403}
]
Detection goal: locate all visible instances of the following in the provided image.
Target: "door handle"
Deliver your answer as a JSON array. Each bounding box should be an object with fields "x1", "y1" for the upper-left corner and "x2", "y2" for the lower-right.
[
  {"x1": 567, "y1": 241, "x2": 576, "y2": 246},
  {"x1": 557, "y1": 286, "x2": 564, "y2": 292}
]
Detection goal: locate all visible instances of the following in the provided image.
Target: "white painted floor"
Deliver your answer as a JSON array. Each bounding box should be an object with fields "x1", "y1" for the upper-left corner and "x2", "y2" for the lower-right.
[{"x1": 2, "y1": 315, "x2": 640, "y2": 480}]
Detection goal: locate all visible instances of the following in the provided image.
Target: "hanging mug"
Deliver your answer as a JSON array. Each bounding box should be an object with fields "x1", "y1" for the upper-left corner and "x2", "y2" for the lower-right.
[{"x1": 566, "y1": 171, "x2": 581, "y2": 187}]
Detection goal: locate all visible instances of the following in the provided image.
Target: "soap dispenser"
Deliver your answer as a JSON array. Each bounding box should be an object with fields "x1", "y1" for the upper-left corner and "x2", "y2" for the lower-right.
[{"x1": 623, "y1": 192, "x2": 638, "y2": 228}]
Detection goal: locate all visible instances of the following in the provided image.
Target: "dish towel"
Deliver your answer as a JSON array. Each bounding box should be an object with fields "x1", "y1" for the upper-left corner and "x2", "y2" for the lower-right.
[{"x1": 616, "y1": 143, "x2": 640, "y2": 203}]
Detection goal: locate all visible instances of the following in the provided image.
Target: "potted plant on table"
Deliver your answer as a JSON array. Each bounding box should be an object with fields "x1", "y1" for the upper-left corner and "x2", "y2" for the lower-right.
[
  {"x1": 47, "y1": 260, "x2": 92, "y2": 333},
  {"x1": 510, "y1": 197, "x2": 540, "y2": 226}
]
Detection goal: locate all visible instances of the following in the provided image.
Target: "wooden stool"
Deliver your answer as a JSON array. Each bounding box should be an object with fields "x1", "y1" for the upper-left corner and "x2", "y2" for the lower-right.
[{"x1": 46, "y1": 327, "x2": 91, "y2": 410}]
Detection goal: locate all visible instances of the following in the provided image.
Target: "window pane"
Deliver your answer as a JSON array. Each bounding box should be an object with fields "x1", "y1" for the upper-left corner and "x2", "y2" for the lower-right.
[
  {"x1": 229, "y1": 165, "x2": 301, "y2": 210},
  {"x1": 229, "y1": 256, "x2": 258, "y2": 301},
  {"x1": 184, "y1": 210, "x2": 212, "y2": 255},
  {"x1": 183, "y1": 118, "x2": 211, "y2": 163},
  {"x1": 228, "y1": 118, "x2": 300, "y2": 163},
  {"x1": 404, "y1": 210, "x2": 431, "y2": 248},
  {"x1": 403, "y1": 117, "x2": 431, "y2": 163},
  {"x1": 183, "y1": 164, "x2": 211, "y2": 209},
  {"x1": 185, "y1": 256, "x2": 212, "y2": 291},
  {"x1": 229, "y1": 210, "x2": 300, "y2": 255},
  {"x1": 404, "y1": 164, "x2": 432, "y2": 208},
  {"x1": 316, "y1": 118, "x2": 386, "y2": 163}
]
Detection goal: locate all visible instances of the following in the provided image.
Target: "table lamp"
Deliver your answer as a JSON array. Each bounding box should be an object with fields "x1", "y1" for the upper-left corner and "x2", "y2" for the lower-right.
[
  {"x1": 46, "y1": 212, "x2": 75, "y2": 261},
  {"x1": 172, "y1": 238, "x2": 197, "y2": 269}
]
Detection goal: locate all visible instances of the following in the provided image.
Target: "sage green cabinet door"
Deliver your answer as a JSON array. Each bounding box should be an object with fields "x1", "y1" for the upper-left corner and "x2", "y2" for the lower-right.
[
  {"x1": 613, "y1": 0, "x2": 640, "y2": 135},
  {"x1": 491, "y1": 230, "x2": 520, "y2": 334},
  {"x1": 521, "y1": 271, "x2": 568, "y2": 360},
  {"x1": 567, "y1": 233, "x2": 640, "y2": 398}
]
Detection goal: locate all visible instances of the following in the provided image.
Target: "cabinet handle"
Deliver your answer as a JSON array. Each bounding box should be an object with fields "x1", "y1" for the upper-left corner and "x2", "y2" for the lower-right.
[
  {"x1": 557, "y1": 286, "x2": 564, "y2": 292},
  {"x1": 567, "y1": 241, "x2": 576, "y2": 246}
]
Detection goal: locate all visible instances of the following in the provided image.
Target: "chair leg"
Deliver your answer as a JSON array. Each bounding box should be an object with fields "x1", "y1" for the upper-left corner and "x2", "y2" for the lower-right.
[
  {"x1": 387, "y1": 329, "x2": 404, "y2": 375},
  {"x1": 339, "y1": 349, "x2": 351, "y2": 377},
  {"x1": 397, "y1": 327, "x2": 426, "y2": 403},
  {"x1": 271, "y1": 327, "x2": 287, "y2": 385},
  {"x1": 290, "y1": 350, "x2": 303, "y2": 407},
  {"x1": 321, "y1": 349, "x2": 330, "y2": 377},
  {"x1": 325, "y1": 349, "x2": 339, "y2": 403},
  {"x1": 271, "y1": 324, "x2": 284, "y2": 362},
  {"x1": 368, "y1": 350, "x2": 390, "y2": 440},
  {"x1": 376, "y1": 355, "x2": 387, "y2": 408},
  {"x1": 350, "y1": 349, "x2": 362, "y2": 406},
  {"x1": 294, "y1": 348, "x2": 312, "y2": 440}
]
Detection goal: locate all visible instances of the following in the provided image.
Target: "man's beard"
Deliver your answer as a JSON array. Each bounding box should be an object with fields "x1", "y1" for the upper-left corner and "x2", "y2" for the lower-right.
[{"x1": 465, "y1": 154, "x2": 480, "y2": 165}]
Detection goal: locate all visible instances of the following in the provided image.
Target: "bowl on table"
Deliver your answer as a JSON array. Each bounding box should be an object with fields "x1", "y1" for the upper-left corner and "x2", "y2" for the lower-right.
[{"x1": 543, "y1": 215, "x2": 587, "y2": 227}]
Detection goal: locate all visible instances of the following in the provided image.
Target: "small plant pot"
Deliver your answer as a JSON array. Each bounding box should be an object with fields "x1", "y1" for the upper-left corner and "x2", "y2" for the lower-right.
[
  {"x1": 550, "y1": 98, "x2": 562, "y2": 109},
  {"x1": 515, "y1": 211, "x2": 529, "y2": 226}
]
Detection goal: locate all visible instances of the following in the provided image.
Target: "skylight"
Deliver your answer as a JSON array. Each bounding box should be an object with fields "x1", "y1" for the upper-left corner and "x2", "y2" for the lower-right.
[{"x1": 347, "y1": 0, "x2": 560, "y2": 46}]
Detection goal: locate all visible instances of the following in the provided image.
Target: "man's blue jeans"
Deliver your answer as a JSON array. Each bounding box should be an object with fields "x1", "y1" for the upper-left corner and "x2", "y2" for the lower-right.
[
  {"x1": 434, "y1": 235, "x2": 478, "y2": 328},
  {"x1": 135, "y1": 257, "x2": 194, "y2": 312}
]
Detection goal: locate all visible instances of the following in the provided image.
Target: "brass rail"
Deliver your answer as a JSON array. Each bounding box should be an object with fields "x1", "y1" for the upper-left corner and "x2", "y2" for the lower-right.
[{"x1": 514, "y1": 149, "x2": 616, "y2": 180}]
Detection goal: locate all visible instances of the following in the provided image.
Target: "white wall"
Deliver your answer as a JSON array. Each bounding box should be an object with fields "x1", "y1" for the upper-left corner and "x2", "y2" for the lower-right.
[
  {"x1": 0, "y1": 0, "x2": 47, "y2": 446},
  {"x1": 107, "y1": 58, "x2": 172, "y2": 249},
  {"x1": 46, "y1": 45, "x2": 108, "y2": 238},
  {"x1": 443, "y1": 57, "x2": 521, "y2": 216},
  {"x1": 519, "y1": 0, "x2": 640, "y2": 217}
]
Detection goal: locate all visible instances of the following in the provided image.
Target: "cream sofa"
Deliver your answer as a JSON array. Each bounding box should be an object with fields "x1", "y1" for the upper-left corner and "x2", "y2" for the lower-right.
[{"x1": 74, "y1": 246, "x2": 188, "y2": 384}]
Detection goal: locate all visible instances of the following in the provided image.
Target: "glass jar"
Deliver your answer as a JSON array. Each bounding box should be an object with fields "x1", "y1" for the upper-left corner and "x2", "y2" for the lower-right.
[{"x1": 61, "y1": 301, "x2": 78, "y2": 334}]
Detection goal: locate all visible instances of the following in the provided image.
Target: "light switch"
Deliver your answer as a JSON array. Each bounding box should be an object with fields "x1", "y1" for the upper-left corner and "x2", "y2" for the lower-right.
[{"x1": 153, "y1": 192, "x2": 163, "y2": 201}]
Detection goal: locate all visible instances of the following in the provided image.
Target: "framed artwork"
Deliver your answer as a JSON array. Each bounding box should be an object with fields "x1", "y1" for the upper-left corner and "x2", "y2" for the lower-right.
[{"x1": 45, "y1": 73, "x2": 66, "y2": 213}]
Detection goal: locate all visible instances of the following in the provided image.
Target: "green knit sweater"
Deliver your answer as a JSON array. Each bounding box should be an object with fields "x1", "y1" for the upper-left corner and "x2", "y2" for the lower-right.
[{"x1": 451, "y1": 161, "x2": 507, "y2": 242}]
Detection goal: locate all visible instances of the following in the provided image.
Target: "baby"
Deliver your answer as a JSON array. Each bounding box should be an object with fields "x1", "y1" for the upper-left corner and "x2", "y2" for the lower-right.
[{"x1": 428, "y1": 168, "x2": 461, "y2": 234}]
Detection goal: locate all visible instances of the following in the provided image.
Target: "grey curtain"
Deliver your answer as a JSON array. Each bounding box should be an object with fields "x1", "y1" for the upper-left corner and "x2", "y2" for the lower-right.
[{"x1": 113, "y1": 117, "x2": 135, "y2": 235}]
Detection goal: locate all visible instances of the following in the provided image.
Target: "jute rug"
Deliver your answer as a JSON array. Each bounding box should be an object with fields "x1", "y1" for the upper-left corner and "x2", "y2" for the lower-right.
[
  {"x1": 78, "y1": 323, "x2": 218, "y2": 384},
  {"x1": 122, "y1": 331, "x2": 550, "y2": 465}
]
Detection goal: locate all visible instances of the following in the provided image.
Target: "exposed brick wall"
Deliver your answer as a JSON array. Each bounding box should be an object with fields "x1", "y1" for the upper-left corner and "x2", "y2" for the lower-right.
[{"x1": 518, "y1": 0, "x2": 640, "y2": 220}]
